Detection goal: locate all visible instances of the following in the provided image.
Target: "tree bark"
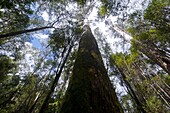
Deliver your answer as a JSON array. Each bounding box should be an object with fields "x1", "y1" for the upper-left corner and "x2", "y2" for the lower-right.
[
  {"x1": 0, "y1": 26, "x2": 52, "y2": 39},
  {"x1": 134, "y1": 40, "x2": 170, "y2": 75},
  {"x1": 59, "y1": 25, "x2": 123, "y2": 113}
]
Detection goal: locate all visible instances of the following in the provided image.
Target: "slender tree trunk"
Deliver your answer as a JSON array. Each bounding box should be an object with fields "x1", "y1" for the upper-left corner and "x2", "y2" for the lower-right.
[
  {"x1": 134, "y1": 40, "x2": 170, "y2": 75},
  {"x1": 28, "y1": 92, "x2": 41, "y2": 113},
  {"x1": 0, "y1": 26, "x2": 52, "y2": 39},
  {"x1": 59, "y1": 25, "x2": 123, "y2": 113},
  {"x1": 39, "y1": 44, "x2": 73, "y2": 113},
  {"x1": 115, "y1": 64, "x2": 147, "y2": 113}
]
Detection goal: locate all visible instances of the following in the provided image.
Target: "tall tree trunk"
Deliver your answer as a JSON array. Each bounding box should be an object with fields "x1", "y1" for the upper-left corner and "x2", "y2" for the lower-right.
[
  {"x1": 0, "y1": 26, "x2": 52, "y2": 39},
  {"x1": 59, "y1": 25, "x2": 123, "y2": 113}
]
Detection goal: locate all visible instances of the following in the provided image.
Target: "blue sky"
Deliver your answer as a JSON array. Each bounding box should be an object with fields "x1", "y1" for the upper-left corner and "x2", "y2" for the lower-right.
[{"x1": 31, "y1": 37, "x2": 42, "y2": 49}]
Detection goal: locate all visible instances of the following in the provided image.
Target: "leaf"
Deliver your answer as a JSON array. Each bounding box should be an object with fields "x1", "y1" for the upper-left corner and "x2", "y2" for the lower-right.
[{"x1": 99, "y1": 5, "x2": 107, "y2": 17}]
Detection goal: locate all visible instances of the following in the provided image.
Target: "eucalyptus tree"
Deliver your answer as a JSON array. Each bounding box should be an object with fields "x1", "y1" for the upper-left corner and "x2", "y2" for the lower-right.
[{"x1": 59, "y1": 25, "x2": 123, "y2": 113}]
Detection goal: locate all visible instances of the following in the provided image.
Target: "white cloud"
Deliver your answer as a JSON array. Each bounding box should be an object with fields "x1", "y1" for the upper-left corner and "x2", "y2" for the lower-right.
[
  {"x1": 42, "y1": 11, "x2": 49, "y2": 21},
  {"x1": 25, "y1": 42, "x2": 33, "y2": 47},
  {"x1": 34, "y1": 33, "x2": 49, "y2": 39}
]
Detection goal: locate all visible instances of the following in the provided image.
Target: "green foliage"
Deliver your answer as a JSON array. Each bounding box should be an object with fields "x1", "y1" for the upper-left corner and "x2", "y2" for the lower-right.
[
  {"x1": 111, "y1": 46, "x2": 170, "y2": 113},
  {"x1": 111, "y1": 51, "x2": 139, "y2": 69},
  {"x1": 144, "y1": 96, "x2": 164, "y2": 113},
  {"x1": 120, "y1": 94, "x2": 138, "y2": 113},
  {"x1": 145, "y1": 1, "x2": 170, "y2": 44},
  {"x1": 128, "y1": 0, "x2": 170, "y2": 49},
  {"x1": 127, "y1": 0, "x2": 170, "y2": 75},
  {"x1": 74, "y1": 27, "x2": 83, "y2": 35},
  {"x1": 164, "y1": 76, "x2": 170, "y2": 86},
  {"x1": 49, "y1": 23, "x2": 82, "y2": 58},
  {"x1": 0, "y1": 0, "x2": 35, "y2": 35},
  {"x1": 144, "y1": 0, "x2": 170, "y2": 23},
  {"x1": 0, "y1": 55, "x2": 15, "y2": 82},
  {"x1": 73, "y1": 0, "x2": 86, "y2": 5},
  {"x1": 50, "y1": 30, "x2": 66, "y2": 48},
  {"x1": 0, "y1": 0, "x2": 35, "y2": 9},
  {"x1": 0, "y1": 75, "x2": 20, "y2": 112},
  {"x1": 99, "y1": 5, "x2": 107, "y2": 17}
]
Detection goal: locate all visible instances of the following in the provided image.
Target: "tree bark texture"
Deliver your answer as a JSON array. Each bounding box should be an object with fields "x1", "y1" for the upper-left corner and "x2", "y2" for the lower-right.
[{"x1": 59, "y1": 25, "x2": 123, "y2": 113}]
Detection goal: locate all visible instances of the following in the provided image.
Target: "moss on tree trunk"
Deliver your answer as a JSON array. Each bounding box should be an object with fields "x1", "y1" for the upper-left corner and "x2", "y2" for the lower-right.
[{"x1": 59, "y1": 25, "x2": 123, "y2": 113}]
